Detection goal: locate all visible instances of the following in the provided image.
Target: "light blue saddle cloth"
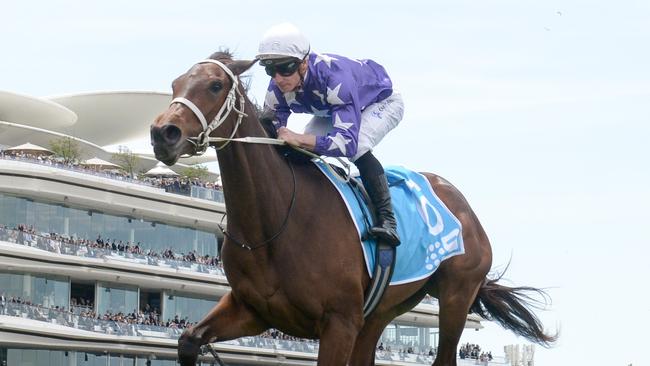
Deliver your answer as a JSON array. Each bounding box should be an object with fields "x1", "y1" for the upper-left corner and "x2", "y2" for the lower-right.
[{"x1": 314, "y1": 162, "x2": 465, "y2": 285}]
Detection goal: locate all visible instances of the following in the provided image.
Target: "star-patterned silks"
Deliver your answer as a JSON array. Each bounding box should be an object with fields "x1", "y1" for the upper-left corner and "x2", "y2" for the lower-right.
[
  {"x1": 327, "y1": 132, "x2": 351, "y2": 156},
  {"x1": 311, "y1": 106, "x2": 329, "y2": 117},
  {"x1": 263, "y1": 52, "x2": 394, "y2": 157},
  {"x1": 326, "y1": 83, "x2": 345, "y2": 105},
  {"x1": 313, "y1": 53, "x2": 338, "y2": 68},
  {"x1": 312, "y1": 89, "x2": 326, "y2": 105},
  {"x1": 285, "y1": 91, "x2": 300, "y2": 107},
  {"x1": 265, "y1": 89, "x2": 279, "y2": 109},
  {"x1": 332, "y1": 113, "x2": 353, "y2": 130}
]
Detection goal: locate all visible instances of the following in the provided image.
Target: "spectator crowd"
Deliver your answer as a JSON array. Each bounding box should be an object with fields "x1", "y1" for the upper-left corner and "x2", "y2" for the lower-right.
[
  {"x1": 0, "y1": 152, "x2": 222, "y2": 197},
  {"x1": 1, "y1": 294, "x2": 195, "y2": 331},
  {"x1": 141, "y1": 176, "x2": 221, "y2": 195},
  {"x1": 0, "y1": 223, "x2": 222, "y2": 270},
  {"x1": 459, "y1": 342, "x2": 493, "y2": 362}
]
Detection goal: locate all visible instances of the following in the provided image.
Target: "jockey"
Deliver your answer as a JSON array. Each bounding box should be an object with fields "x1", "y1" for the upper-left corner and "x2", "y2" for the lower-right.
[{"x1": 257, "y1": 23, "x2": 405, "y2": 247}]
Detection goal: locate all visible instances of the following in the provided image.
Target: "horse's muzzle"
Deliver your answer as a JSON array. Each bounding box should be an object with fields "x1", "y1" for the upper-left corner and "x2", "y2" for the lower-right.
[
  {"x1": 151, "y1": 124, "x2": 182, "y2": 146},
  {"x1": 151, "y1": 124, "x2": 183, "y2": 165},
  {"x1": 178, "y1": 330, "x2": 202, "y2": 366}
]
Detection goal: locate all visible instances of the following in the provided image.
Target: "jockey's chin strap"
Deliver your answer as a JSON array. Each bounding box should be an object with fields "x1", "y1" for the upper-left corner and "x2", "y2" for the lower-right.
[
  {"x1": 170, "y1": 59, "x2": 248, "y2": 156},
  {"x1": 169, "y1": 58, "x2": 351, "y2": 182}
]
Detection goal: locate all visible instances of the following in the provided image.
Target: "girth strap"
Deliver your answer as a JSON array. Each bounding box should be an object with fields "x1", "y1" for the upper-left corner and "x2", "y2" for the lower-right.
[
  {"x1": 363, "y1": 242, "x2": 396, "y2": 318},
  {"x1": 347, "y1": 176, "x2": 397, "y2": 318}
]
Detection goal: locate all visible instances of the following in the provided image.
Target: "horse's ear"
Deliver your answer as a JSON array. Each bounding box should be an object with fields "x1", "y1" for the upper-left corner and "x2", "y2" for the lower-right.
[{"x1": 227, "y1": 60, "x2": 257, "y2": 76}]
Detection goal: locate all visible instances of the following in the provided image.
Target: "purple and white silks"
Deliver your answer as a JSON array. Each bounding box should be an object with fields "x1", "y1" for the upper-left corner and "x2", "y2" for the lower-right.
[{"x1": 263, "y1": 52, "x2": 399, "y2": 159}]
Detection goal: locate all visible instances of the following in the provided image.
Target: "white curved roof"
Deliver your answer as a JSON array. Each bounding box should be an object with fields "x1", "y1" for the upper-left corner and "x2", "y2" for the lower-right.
[
  {"x1": 0, "y1": 121, "x2": 107, "y2": 159},
  {"x1": 0, "y1": 90, "x2": 77, "y2": 128},
  {"x1": 49, "y1": 90, "x2": 171, "y2": 146},
  {"x1": 0, "y1": 121, "x2": 217, "y2": 179},
  {"x1": 1, "y1": 89, "x2": 217, "y2": 165}
]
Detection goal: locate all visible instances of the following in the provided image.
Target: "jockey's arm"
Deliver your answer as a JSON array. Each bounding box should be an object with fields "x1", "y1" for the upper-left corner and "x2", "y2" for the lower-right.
[
  {"x1": 264, "y1": 86, "x2": 291, "y2": 129},
  {"x1": 277, "y1": 127, "x2": 316, "y2": 150}
]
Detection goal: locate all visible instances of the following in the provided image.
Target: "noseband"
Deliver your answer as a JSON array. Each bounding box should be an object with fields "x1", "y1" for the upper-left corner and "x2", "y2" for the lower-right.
[{"x1": 169, "y1": 59, "x2": 247, "y2": 156}]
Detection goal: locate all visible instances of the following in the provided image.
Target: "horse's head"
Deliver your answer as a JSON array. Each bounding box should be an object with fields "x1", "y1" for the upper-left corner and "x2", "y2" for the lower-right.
[{"x1": 151, "y1": 52, "x2": 256, "y2": 165}]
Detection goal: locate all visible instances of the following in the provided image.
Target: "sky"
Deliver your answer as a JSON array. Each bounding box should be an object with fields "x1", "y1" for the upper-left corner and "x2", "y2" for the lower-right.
[{"x1": 2, "y1": 0, "x2": 650, "y2": 365}]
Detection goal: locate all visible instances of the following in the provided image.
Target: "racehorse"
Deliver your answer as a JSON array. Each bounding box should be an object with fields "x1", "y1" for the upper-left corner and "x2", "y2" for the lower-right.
[{"x1": 150, "y1": 51, "x2": 556, "y2": 366}]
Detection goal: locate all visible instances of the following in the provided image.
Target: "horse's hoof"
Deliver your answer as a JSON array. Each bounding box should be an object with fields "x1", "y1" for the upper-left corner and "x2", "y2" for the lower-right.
[{"x1": 178, "y1": 331, "x2": 201, "y2": 365}]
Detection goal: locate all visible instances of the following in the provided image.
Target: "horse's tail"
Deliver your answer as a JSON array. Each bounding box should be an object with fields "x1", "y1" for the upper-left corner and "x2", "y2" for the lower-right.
[{"x1": 470, "y1": 271, "x2": 558, "y2": 347}]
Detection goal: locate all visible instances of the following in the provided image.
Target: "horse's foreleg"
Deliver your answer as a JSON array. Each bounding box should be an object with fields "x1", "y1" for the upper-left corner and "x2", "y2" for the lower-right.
[
  {"x1": 317, "y1": 312, "x2": 363, "y2": 366},
  {"x1": 178, "y1": 292, "x2": 267, "y2": 366}
]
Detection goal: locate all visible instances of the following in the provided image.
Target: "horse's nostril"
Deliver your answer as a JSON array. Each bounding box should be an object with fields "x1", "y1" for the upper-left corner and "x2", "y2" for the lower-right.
[{"x1": 160, "y1": 124, "x2": 182, "y2": 145}]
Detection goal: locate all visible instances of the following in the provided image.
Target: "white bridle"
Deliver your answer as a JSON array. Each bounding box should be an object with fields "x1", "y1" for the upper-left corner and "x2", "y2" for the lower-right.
[{"x1": 169, "y1": 59, "x2": 250, "y2": 155}]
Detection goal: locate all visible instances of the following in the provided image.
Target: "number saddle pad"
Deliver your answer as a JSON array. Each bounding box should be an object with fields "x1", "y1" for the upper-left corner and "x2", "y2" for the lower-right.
[{"x1": 314, "y1": 162, "x2": 465, "y2": 285}]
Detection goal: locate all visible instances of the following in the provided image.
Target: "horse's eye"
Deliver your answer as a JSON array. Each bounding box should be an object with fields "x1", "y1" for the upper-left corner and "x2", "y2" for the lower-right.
[{"x1": 210, "y1": 82, "x2": 223, "y2": 93}]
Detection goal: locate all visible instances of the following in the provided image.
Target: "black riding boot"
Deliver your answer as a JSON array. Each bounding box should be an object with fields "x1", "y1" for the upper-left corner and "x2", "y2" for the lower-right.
[{"x1": 355, "y1": 152, "x2": 401, "y2": 247}]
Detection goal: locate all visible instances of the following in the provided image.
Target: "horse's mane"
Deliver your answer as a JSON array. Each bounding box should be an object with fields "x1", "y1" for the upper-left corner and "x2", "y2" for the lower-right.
[
  {"x1": 207, "y1": 49, "x2": 268, "y2": 123},
  {"x1": 208, "y1": 50, "x2": 234, "y2": 62},
  {"x1": 206, "y1": 49, "x2": 262, "y2": 113}
]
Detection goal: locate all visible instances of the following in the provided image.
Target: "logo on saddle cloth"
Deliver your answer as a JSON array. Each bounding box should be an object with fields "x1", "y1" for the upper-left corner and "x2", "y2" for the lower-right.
[{"x1": 314, "y1": 163, "x2": 465, "y2": 285}]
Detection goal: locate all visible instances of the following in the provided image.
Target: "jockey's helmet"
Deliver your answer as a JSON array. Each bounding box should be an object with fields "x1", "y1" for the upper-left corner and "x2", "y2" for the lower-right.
[{"x1": 256, "y1": 23, "x2": 310, "y2": 62}]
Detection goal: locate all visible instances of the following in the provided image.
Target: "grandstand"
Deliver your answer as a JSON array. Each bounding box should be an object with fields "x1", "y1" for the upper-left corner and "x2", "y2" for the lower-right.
[{"x1": 0, "y1": 90, "x2": 504, "y2": 365}]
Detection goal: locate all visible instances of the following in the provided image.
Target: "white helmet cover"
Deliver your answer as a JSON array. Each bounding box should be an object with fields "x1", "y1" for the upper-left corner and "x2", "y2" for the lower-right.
[{"x1": 257, "y1": 23, "x2": 310, "y2": 61}]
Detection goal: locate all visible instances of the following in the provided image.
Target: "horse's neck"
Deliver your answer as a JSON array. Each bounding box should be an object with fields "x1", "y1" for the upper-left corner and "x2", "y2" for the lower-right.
[{"x1": 215, "y1": 97, "x2": 292, "y2": 243}]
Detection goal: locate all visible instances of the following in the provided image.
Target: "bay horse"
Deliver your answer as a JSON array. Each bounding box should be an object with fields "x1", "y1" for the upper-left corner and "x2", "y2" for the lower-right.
[{"x1": 150, "y1": 51, "x2": 555, "y2": 366}]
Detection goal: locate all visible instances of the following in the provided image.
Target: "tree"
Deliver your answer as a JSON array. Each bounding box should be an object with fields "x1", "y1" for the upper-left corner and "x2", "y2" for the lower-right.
[
  {"x1": 111, "y1": 146, "x2": 140, "y2": 178},
  {"x1": 182, "y1": 164, "x2": 209, "y2": 181},
  {"x1": 49, "y1": 136, "x2": 82, "y2": 164}
]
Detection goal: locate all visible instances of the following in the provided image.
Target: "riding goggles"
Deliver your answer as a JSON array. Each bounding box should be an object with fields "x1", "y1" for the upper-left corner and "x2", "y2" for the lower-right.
[{"x1": 262, "y1": 59, "x2": 301, "y2": 77}]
